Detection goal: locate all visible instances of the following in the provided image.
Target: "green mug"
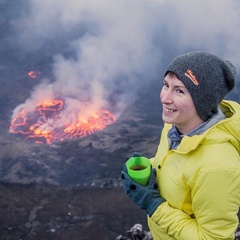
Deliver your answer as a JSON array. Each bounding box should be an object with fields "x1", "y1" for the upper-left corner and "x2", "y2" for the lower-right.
[{"x1": 126, "y1": 156, "x2": 151, "y2": 186}]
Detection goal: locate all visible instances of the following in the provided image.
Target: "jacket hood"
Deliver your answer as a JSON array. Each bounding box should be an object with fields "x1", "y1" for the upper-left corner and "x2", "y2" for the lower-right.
[
  {"x1": 217, "y1": 100, "x2": 240, "y2": 152},
  {"x1": 169, "y1": 100, "x2": 240, "y2": 154}
]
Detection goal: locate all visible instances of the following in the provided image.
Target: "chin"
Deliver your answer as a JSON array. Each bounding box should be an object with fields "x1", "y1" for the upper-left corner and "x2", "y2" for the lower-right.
[{"x1": 162, "y1": 115, "x2": 175, "y2": 124}]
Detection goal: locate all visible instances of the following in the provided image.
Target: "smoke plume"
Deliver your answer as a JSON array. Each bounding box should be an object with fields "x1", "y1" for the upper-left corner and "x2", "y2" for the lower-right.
[{"x1": 9, "y1": 0, "x2": 240, "y2": 126}]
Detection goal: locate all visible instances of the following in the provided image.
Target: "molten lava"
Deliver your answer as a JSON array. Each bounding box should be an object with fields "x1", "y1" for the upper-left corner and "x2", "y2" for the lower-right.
[
  {"x1": 28, "y1": 70, "x2": 41, "y2": 79},
  {"x1": 10, "y1": 99, "x2": 116, "y2": 144}
]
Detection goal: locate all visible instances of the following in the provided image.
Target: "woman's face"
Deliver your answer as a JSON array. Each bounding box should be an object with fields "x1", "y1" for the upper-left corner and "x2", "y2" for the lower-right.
[{"x1": 160, "y1": 73, "x2": 204, "y2": 134}]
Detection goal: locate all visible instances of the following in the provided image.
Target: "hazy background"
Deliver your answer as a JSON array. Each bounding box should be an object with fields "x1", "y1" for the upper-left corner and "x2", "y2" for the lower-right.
[{"x1": 1, "y1": 0, "x2": 240, "y2": 123}]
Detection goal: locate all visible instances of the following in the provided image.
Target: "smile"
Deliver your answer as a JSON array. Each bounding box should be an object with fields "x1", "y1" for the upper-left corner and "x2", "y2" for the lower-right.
[{"x1": 164, "y1": 107, "x2": 177, "y2": 112}]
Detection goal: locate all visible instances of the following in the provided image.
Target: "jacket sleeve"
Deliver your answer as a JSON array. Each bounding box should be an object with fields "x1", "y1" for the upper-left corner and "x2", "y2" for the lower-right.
[{"x1": 149, "y1": 167, "x2": 240, "y2": 240}]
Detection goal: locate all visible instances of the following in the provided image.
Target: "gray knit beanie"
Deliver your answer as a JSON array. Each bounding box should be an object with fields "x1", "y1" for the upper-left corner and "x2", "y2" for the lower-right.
[{"x1": 164, "y1": 51, "x2": 237, "y2": 121}]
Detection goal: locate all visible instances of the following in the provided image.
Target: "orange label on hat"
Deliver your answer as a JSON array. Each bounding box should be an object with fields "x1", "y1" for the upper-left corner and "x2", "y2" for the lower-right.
[{"x1": 184, "y1": 69, "x2": 199, "y2": 85}]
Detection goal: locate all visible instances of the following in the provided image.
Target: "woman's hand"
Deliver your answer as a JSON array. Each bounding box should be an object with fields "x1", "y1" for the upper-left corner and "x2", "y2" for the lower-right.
[{"x1": 121, "y1": 167, "x2": 165, "y2": 217}]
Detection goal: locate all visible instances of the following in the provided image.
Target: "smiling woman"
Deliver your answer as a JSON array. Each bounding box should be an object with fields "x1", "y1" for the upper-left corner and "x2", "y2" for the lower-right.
[{"x1": 122, "y1": 51, "x2": 240, "y2": 240}]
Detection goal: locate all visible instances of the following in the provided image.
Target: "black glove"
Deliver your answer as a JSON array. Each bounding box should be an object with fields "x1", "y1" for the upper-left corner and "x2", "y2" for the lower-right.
[{"x1": 121, "y1": 167, "x2": 165, "y2": 217}]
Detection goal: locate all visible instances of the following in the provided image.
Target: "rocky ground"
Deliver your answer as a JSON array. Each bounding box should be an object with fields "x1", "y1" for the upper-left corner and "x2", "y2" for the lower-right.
[
  {"x1": 0, "y1": 182, "x2": 149, "y2": 240},
  {"x1": 0, "y1": 89, "x2": 160, "y2": 240},
  {"x1": 1, "y1": 181, "x2": 238, "y2": 240},
  {"x1": 0, "y1": 61, "x2": 162, "y2": 240},
  {"x1": 236, "y1": 226, "x2": 240, "y2": 240}
]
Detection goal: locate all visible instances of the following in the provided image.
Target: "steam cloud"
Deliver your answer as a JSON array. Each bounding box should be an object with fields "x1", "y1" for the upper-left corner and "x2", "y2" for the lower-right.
[{"x1": 11, "y1": 0, "x2": 240, "y2": 123}]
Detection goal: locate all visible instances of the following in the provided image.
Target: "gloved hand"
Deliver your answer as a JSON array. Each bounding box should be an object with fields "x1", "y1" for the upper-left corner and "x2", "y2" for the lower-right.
[
  {"x1": 131, "y1": 151, "x2": 142, "y2": 157},
  {"x1": 121, "y1": 166, "x2": 165, "y2": 217},
  {"x1": 123, "y1": 151, "x2": 142, "y2": 172}
]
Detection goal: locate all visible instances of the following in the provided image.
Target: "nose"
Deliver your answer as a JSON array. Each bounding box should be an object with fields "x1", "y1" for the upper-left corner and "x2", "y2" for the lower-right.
[{"x1": 160, "y1": 88, "x2": 173, "y2": 104}]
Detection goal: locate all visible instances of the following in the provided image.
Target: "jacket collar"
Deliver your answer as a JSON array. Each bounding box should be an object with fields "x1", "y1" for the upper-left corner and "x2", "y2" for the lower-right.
[{"x1": 168, "y1": 109, "x2": 226, "y2": 150}]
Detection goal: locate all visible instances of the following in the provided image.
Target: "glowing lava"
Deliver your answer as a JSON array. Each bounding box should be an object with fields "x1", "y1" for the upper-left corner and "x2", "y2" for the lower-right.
[
  {"x1": 10, "y1": 99, "x2": 116, "y2": 144},
  {"x1": 28, "y1": 70, "x2": 41, "y2": 79}
]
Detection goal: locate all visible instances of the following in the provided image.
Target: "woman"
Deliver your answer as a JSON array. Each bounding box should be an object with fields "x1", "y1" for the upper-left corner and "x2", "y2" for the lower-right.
[{"x1": 122, "y1": 51, "x2": 240, "y2": 239}]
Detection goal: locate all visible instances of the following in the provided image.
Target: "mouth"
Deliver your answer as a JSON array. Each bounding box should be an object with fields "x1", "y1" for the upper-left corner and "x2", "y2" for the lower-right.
[{"x1": 163, "y1": 106, "x2": 177, "y2": 113}]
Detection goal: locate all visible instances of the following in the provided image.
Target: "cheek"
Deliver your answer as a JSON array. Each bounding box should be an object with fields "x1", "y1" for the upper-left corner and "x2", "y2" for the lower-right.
[{"x1": 160, "y1": 88, "x2": 164, "y2": 100}]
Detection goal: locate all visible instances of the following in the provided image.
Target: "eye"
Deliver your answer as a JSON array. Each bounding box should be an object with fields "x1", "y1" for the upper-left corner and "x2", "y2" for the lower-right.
[
  {"x1": 176, "y1": 88, "x2": 184, "y2": 94},
  {"x1": 163, "y1": 81, "x2": 169, "y2": 88}
]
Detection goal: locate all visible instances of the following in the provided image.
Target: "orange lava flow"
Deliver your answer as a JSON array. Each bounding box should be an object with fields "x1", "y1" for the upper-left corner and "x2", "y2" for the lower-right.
[
  {"x1": 28, "y1": 70, "x2": 41, "y2": 79},
  {"x1": 9, "y1": 99, "x2": 116, "y2": 144}
]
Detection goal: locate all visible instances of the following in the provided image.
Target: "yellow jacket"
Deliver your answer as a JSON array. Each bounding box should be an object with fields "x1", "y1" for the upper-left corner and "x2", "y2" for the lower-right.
[{"x1": 148, "y1": 100, "x2": 240, "y2": 240}]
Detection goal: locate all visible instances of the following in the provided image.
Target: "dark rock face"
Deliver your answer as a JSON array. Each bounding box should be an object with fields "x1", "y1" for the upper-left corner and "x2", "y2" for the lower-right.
[
  {"x1": 236, "y1": 226, "x2": 240, "y2": 240},
  {"x1": 0, "y1": 59, "x2": 162, "y2": 239},
  {"x1": 236, "y1": 211, "x2": 240, "y2": 239},
  {"x1": 0, "y1": 96, "x2": 162, "y2": 187},
  {"x1": 0, "y1": 75, "x2": 161, "y2": 239},
  {"x1": 115, "y1": 224, "x2": 152, "y2": 240},
  {"x1": 0, "y1": 182, "x2": 148, "y2": 240}
]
